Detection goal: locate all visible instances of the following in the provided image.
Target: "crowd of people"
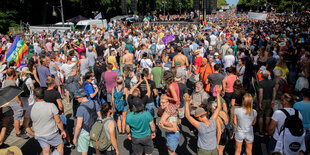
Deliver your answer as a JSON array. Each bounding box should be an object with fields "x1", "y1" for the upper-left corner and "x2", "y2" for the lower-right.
[{"x1": 0, "y1": 10, "x2": 309, "y2": 155}]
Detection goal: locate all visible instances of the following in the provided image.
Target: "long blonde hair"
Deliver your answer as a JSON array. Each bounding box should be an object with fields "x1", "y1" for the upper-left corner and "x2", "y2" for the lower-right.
[{"x1": 242, "y1": 93, "x2": 253, "y2": 115}]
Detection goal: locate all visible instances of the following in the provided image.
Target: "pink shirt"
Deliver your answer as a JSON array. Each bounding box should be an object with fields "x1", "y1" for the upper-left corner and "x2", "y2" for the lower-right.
[
  {"x1": 167, "y1": 82, "x2": 180, "y2": 104},
  {"x1": 225, "y1": 75, "x2": 238, "y2": 93},
  {"x1": 104, "y1": 71, "x2": 118, "y2": 92},
  {"x1": 46, "y1": 42, "x2": 53, "y2": 52},
  {"x1": 77, "y1": 47, "x2": 86, "y2": 59}
]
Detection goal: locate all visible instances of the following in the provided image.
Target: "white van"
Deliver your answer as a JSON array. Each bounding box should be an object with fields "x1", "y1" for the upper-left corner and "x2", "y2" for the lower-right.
[{"x1": 75, "y1": 19, "x2": 107, "y2": 31}]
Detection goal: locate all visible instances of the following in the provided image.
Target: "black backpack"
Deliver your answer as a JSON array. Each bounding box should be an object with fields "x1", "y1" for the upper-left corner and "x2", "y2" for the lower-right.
[
  {"x1": 280, "y1": 109, "x2": 304, "y2": 137},
  {"x1": 80, "y1": 101, "x2": 98, "y2": 132},
  {"x1": 218, "y1": 115, "x2": 235, "y2": 145},
  {"x1": 19, "y1": 77, "x2": 30, "y2": 97}
]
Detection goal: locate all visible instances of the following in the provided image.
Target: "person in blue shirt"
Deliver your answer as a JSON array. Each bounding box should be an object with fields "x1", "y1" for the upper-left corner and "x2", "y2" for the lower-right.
[
  {"x1": 293, "y1": 88, "x2": 310, "y2": 151},
  {"x1": 83, "y1": 71, "x2": 98, "y2": 101}
]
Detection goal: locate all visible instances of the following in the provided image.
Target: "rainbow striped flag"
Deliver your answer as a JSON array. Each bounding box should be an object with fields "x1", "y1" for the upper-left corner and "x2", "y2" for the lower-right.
[{"x1": 6, "y1": 36, "x2": 29, "y2": 67}]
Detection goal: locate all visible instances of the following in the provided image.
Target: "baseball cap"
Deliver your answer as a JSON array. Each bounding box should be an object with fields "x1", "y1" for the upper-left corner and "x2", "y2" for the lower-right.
[
  {"x1": 194, "y1": 108, "x2": 207, "y2": 117},
  {"x1": 175, "y1": 61, "x2": 181, "y2": 66},
  {"x1": 108, "y1": 44, "x2": 112, "y2": 47},
  {"x1": 74, "y1": 89, "x2": 88, "y2": 98},
  {"x1": 214, "y1": 52, "x2": 219, "y2": 56},
  {"x1": 155, "y1": 59, "x2": 162, "y2": 64}
]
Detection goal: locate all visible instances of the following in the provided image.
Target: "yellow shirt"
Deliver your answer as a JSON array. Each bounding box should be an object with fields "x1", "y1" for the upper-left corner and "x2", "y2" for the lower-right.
[
  {"x1": 108, "y1": 56, "x2": 117, "y2": 70},
  {"x1": 274, "y1": 66, "x2": 289, "y2": 79}
]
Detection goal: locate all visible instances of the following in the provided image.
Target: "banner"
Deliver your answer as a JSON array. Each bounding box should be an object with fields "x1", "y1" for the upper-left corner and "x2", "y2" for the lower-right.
[
  {"x1": 94, "y1": 12, "x2": 102, "y2": 19},
  {"x1": 247, "y1": 12, "x2": 267, "y2": 20},
  {"x1": 6, "y1": 36, "x2": 29, "y2": 67}
]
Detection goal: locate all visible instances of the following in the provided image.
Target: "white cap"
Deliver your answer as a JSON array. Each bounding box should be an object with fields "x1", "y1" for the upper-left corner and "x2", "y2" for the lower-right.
[{"x1": 214, "y1": 52, "x2": 219, "y2": 56}]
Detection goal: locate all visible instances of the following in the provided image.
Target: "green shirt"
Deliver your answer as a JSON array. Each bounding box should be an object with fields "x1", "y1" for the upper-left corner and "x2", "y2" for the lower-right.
[
  {"x1": 151, "y1": 66, "x2": 164, "y2": 88},
  {"x1": 125, "y1": 111, "x2": 153, "y2": 138}
]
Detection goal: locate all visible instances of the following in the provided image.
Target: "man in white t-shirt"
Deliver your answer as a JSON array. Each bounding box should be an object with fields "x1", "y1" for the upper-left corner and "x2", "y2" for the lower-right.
[
  {"x1": 210, "y1": 33, "x2": 217, "y2": 46},
  {"x1": 28, "y1": 88, "x2": 66, "y2": 155},
  {"x1": 60, "y1": 57, "x2": 76, "y2": 80},
  {"x1": 268, "y1": 94, "x2": 303, "y2": 152},
  {"x1": 222, "y1": 48, "x2": 235, "y2": 70}
]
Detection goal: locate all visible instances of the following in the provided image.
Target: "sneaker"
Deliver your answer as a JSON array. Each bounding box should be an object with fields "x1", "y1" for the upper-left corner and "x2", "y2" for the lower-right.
[
  {"x1": 65, "y1": 143, "x2": 75, "y2": 149},
  {"x1": 16, "y1": 133, "x2": 29, "y2": 139}
]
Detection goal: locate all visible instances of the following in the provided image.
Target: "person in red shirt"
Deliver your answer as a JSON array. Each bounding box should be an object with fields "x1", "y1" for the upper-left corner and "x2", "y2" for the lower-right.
[{"x1": 194, "y1": 50, "x2": 203, "y2": 69}]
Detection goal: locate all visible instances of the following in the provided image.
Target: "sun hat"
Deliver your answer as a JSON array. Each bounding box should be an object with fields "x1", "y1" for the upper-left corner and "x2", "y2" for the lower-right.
[
  {"x1": 194, "y1": 108, "x2": 207, "y2": 117},
  {"x1": 21, "y1": 67, "x2": 31, "y2": 74},
  {"x1": 175, "y1": 72, "x2": 183, "y2": 82},
  {"x1": 194, "y1": 50, "x2": 200, "y2": 55}
]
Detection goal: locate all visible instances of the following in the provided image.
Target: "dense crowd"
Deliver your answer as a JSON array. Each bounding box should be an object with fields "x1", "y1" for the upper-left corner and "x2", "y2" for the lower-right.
[{"x1": 0, "y1": 11, "x2": 309, "y2": 155}]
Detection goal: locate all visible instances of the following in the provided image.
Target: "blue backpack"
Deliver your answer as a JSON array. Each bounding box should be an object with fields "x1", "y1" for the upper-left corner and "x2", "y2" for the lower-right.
[
  {"x1": 150, "y1": 44, "x2": 156, "y2": 55},
  {"x1": 113, "y1": 87, "x2": 125, "y2": 112}
]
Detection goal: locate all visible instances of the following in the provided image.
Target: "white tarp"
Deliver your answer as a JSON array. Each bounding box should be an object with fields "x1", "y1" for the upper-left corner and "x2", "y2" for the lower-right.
[{"x1": 247, "y1": 12, "x2": 267, "y2": 20}]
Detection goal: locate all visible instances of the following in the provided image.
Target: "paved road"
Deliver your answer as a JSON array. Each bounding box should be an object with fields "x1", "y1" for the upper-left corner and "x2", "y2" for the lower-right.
[{"x1": 4, "y1": 100, "x2": 269, "y2": 155}]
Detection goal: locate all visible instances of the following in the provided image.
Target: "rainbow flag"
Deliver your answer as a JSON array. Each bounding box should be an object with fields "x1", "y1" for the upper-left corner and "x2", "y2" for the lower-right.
[{"x1": 6, "y1": 36, "x2": 29, "y2": 67}]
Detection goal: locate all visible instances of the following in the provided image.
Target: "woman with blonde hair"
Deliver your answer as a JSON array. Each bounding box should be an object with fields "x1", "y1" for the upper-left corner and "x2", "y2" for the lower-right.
[
  {"x1": 112, "y1": 77, "x2": 128, "y2": 134},
  {"x1": 274, "y1": 58, "x2": 289, "y2": 79},
  {"x1": 234, "y1": 93, "x2": 257, "y2": 155}
]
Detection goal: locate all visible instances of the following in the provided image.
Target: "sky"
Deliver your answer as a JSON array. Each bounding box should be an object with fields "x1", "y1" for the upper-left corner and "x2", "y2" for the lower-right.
[{"x1": 226, "y1": 0, "x2": 239, "y2": 6}]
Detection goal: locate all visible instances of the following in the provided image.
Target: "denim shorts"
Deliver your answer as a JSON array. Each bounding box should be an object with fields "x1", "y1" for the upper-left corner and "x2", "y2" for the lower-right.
[
  {"x1": 235, "y1": 131, "x2": 254, "y2": 143},
  {"x1": 145, "y1": 102, "x2": 155, "y2": 117},
  {"x1": 165, "y1": 131, "x2": 180, "y2": 151}
]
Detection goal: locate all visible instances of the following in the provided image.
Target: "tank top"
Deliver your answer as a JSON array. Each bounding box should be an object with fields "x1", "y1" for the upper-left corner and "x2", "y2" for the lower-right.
[
  {"x1": 225, "y1": 75, "x2": 237, "y2": 93},
  {"x1": 167, "y1": 82, "x2": 180, "y2": 105}
]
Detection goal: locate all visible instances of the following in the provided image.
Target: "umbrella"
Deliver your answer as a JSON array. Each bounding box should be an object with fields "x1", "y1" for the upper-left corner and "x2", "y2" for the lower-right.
[
  {"x1": 162, "y1": 34, "x2": 175, "y2": 46},
  {"x1": 0, "y1": 86, "x2": 22, "y2": 107}
]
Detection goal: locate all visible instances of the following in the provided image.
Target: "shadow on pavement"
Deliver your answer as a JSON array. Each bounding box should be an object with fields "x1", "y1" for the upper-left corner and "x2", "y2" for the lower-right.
[{"x1": 20, "y1": 138, "x2": 41, "y2": 155}]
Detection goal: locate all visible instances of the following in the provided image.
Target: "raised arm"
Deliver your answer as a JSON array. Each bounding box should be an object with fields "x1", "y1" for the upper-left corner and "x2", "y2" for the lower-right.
[
  {"x1": 145, "y1": 77, "x2": 151, "y2": 98},
  {"x1": 129, "y1": 78, "x2": 143, "y2": 95},
  {"x1": 184, "y1": 93, "x2": 200, "y2": 130},
  {"x1": 211, "y1": 86, "x2": 222, "y2": 121}
]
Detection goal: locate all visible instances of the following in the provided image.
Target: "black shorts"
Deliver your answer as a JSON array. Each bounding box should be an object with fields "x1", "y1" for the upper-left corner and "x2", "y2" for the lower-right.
[{"x1": 132, "y1": 136, "x2": 154, "y2": 155}]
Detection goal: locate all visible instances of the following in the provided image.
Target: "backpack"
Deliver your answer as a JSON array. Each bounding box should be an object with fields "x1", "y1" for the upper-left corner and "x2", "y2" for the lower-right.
[
  {"x1": 275, "y1": 109, "x2": 305, "y2": 154},
  {"x1": 80, "y1": 101, "x2": 98, "y2": 132},
  {"x1": 218, "y1": 115, "x2": 235, "y2": 145},
  {"x1": 19, "y1": 77, "x2": 30, "y2": 97},
  {"x1": 150, "y1": 44, "x2": 156, "y2": 55},
  {"x1": 279, "y1": 109, "x2": 304, "y2": 137},
  {"x1": 113, "y1": 87, "x2": 125, "y2": 112},
  {"x1": 89, "y1": 117, "x2": 112, "y2": 151}
]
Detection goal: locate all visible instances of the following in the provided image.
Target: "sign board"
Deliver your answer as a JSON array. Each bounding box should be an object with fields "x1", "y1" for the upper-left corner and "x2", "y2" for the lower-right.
[{"x1": 247, "y1": 12, "x2": 267, "y2": 20}]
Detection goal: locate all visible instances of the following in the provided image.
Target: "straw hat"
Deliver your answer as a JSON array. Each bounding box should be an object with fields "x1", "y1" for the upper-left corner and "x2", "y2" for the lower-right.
[{"x1": 21, "y1": 67, "x2": 31, "y2": 74}]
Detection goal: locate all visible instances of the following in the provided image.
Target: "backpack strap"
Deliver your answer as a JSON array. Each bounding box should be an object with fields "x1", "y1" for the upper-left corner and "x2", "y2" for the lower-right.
[
  {"x1": 278, "y1": 109, "x2": 291, "y2": 134},
  {"x1": 218, "y1": 115, "x2": 227, "y2": 126},
  {"x1": 280, "y1": 109, "x2": 290, "y2": 118},
  {"x1": 294, "y1": 109, "x2": 299, "y2": 117}
]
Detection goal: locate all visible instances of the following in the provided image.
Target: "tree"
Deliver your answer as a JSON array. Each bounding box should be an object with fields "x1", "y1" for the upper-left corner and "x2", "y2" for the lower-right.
[
  {"x1": 0, "y1": 10, "x2": 18, "y2": 33},
  {"x1": 217, "y1": 0, "x2": 228, "y2": 10}
]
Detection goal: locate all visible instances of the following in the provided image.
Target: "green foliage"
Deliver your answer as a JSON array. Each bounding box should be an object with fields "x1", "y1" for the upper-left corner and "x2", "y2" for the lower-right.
[
  {"x1": 217, "y1": 0, "x2": 228, "y2": 10},
  {"x1": 0, "y1": 10, "x2": 19, "y2": 33},
  {"x1": 237, "y1": 0, "x2": 308, "y2": 12}
]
